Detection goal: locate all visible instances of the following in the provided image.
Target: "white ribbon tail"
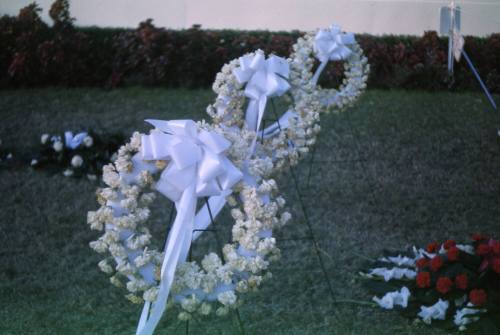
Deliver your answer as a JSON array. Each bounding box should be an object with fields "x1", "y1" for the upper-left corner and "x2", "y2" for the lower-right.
[
  {"x1": 247, "y1": 95, "x2": 268, "y2": 157},
  {"x1": 136, "y1": 185, "x2": 197, "y2": 335},
  {"x1": 311, "y1": 60, "x2": 328, "y2": 86}
]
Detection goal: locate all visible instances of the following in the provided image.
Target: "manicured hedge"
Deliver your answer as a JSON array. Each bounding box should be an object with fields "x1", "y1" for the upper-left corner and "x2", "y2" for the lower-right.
[{"x1": 1, "y1": 2, "x2": 500, "y2": 92}]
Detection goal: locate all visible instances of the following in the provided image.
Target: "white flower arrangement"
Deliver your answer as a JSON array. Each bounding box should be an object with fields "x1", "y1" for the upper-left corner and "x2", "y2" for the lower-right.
[
  {"x1": 87, "y1": 31, "x2": 371, "y2": 333},
  {"x1": 32, "y1": 131, "x2": 123, "y2": 180},
  {"x1": 289, "y1": 26, "x2": 370, "y2": 114},
  {"x1": 88, "y1": 129, "x2": 290, "y2": 321}
]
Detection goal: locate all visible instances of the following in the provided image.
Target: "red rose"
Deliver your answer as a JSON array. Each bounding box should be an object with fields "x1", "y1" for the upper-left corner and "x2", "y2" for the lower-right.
[
  {"x1": 426, "y1": 242, "x2": 439, "y2": 253},
  {"x1": 476, "y1": 244, "x2": 491, "y2": 256},
  {"x1": 416, "y1": 271, "x2": 431, "y2": 288},
  {"x1": 455, "y1": 274, "x2": 468, "y2": 290},
  {"x1": 443, "y1": 240, "x2": 456, "y2": 249},
  {"x1": 492, "y1": 242, "x2": 500, "y2": 255},
  {"x1": 492, "y1": 258, "x2": 500, "y2": 273},
  {"x1": 447, "y1": 246, "x2": 460, "y2": 261},
  {"x1": 469, "y1": 289, "x2": 487, "y2": 306},
  {"x1": 430, "y1": 256, "x2": 443, "y2": 272},
  {"x1": 416, "y1": 258, "x2": 428, "y2": 269},
  {"x1": 436, "y1": 276, "x2": 453, "y2": 294}
]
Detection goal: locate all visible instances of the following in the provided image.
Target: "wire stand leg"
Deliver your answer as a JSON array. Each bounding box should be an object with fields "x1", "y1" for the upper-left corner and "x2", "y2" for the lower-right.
[{"x1": 269, "y1": 99, "x2": 340, "y2": 322}]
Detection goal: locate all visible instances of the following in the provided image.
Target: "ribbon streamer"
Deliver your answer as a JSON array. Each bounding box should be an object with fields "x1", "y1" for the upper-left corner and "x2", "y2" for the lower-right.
[
  {"x1": 233, "y1": 50, "x2": 290, "y2": 154},
  {"x1": 312, "y1": 24, "x2": 355, "y2": 85},
  {"x1": 135, "y1": 120, "x2": 242, "y2": 335}
]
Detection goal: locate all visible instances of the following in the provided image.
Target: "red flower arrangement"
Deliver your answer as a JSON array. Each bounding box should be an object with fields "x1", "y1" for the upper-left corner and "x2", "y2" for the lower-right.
[
  {"x1": 443, "y1": 240, "x2": 456, "y2": 249},
  {"x1": 436, "y1": 277, "x2": 453, "y2": 294},
  {"x1": 469, "y1": 289, "x2": 487, "y2": 306},
  {"x1": 362, "y1": 234, "x2": 500, "y2": 332},
  {"x1": 429, "y1": 255, "x2": 443, "y2": 271},
  {"x1": 446, "y1": 246, "x2": 459, "y2": 261},
  {"x1": 455, "y1": 274, "x2": 468, "y2": 290},
  {"x1": 416, "y1": 272, "x2": 431, "y2": 288}
]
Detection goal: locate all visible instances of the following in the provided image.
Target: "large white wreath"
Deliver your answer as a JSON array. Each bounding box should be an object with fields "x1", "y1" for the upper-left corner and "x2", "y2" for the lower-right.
[
  {"x1": 88, "y1": 121, "x2": 290, "y2": 335},
  {"x1": 207, "y1": 49, "x2": 322, "y2": 173},
  {"x1": 290, "y1": 24, "x2": 370, "y2": 114}
]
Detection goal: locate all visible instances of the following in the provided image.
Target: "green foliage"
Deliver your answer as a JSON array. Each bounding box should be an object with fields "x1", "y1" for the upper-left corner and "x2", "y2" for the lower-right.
[
  {"x1": 48, "y1": 0, "x2": 74, "y2": 29},
  {"x1": 1, "y1": 2, "x2": 500, "y2": 91}
]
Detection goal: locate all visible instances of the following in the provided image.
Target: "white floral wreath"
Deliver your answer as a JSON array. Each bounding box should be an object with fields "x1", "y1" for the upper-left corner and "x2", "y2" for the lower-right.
[
  {"x1": 207, "y1": 49, "x2": 322, "y2": 173},
  {"x1": 88, "y1": 120, "x2": 291, "y2": 335},
  {"x1": 290, "y1": 24, "x2": 370, "y2": 114}
]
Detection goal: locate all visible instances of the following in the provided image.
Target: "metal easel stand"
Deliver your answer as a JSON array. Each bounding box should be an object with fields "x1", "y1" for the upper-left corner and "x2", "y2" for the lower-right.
[
  {"x1": 267, "y1": 99, "x2": 341, "y2": 324},
  {"x1": 461, "y1": 50, "x2": 497, "y2": 111}
]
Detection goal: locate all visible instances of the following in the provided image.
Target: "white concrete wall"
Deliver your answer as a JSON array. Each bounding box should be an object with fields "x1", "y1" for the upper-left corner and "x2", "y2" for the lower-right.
[{"x1": 1, "y1": 0, "x2": 499, "y2": 36}]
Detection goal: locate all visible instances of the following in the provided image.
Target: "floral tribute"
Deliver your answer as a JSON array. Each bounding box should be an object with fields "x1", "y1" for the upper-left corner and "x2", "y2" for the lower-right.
[
  {"x1": 207, "y1": 49, "x2": 322, "y2": 173},
  {"x1": 361, "y1": 235, "x2": 500, "y2": 333},
  {"x1": 88, "y1": 23, "x2": 369, "y2": 335},
  {"x1": 30, "y1": 131, "x2": 124, "y2": 179},
  {"x1": 88, "y1": 123, "x2": 290, "y2": 335},
  {"x1": 289, "y1": 24, "x2": 370, "y2": 114}
]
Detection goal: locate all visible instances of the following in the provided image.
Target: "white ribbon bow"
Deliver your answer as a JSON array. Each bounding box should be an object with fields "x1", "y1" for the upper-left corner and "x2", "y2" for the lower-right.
[
  {"x1": 64, "y1": 131, "x2": 88, "y2": 149},
  {"x1": 233, "y1": 50, "x2": 290, "y2": 149},
  {"x1": 312, "y1": 24, "x2": 355, "y2": 84},
  {"x1": 136, "y1": 119, "x2": 242, "y2": 335}
]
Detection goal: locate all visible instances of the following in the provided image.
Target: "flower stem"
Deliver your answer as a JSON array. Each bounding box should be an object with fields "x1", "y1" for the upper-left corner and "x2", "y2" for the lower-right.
[{"x1": 334, "y1": 299, "x2": 377, "y2": 307}]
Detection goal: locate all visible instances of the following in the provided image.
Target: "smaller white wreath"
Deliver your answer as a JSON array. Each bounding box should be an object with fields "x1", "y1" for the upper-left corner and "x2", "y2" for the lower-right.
[
  {"x1": 88, "y1": 126, "x2": 291, "y2": 329},
  {"x1": 207, "y1": 50, "x2": 322, "y2": 173},
  {"x1": 290, "y1": 24, "x2": 370, "y2": 114}
]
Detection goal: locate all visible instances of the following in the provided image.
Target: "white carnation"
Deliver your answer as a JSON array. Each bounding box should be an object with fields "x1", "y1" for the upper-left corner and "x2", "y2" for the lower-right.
[
  {"x1": 41, "y1": 133, "x2": 50, "y2": 144},
  {"x1": 83, "y1": 136, "x2": 93, "y2": 147},
  {"x1": 53, "y1": 141, "x2": 63, "y2": 152},
  {"x1": 71, "y1": 155, "x2": 83, "y2": 168},
  {"x1": 98, "y1": 259, "x2": 114, "y2": 274},
  {"x1": 217, "y1": 291, "x2": 237, "y2": 306}
]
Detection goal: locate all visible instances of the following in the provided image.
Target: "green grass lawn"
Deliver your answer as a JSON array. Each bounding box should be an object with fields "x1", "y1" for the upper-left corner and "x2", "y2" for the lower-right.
[{"x1": 0, "y1": 88, "x2": 499, "y2": 335}]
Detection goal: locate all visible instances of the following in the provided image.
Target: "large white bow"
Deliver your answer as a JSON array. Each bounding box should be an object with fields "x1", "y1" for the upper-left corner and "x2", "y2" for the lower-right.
[
  {"x1": 312, "y1": 24, "x2": 355, "y2": 84},
  {"x1": 136, "y1": 119, "x2": 242, "y2": 335},
  {"x1": 233, "y1": 50, "x2": 290, "y2": 143}
]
